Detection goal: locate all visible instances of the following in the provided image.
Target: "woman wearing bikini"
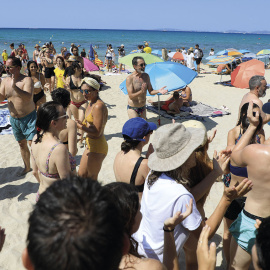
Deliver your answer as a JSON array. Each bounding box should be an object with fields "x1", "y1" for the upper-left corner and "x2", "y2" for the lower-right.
[
  {"x1": 113, "y1": 117, "x2": 156, "y2": 199},
  {"x1": 65, "y1": 61, "x2": 87, "y2": 145},
  {"x1": 31, "y1": 101, "x2": 76, "y2": 201},
  {"x1": 33, "y1": 44, "x2": 40, "y2": 62},
  {"x1": 41, "y1": 48, "x2": 55, "y2": 92},
  {"x1": 76, "y1": 77, "x2": 108, "y2": 180},
  {"x1": 27, "y1": 61, "x2": 46, "y2": 110}
]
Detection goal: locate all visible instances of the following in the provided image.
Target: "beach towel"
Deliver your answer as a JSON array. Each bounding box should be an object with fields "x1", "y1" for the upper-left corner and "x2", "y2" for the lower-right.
[
  {"x1": 146, "y1": 101, "x2": 230, "y2": 120},
  {"x1": 0, "y1": 109, "x2": 13, "y2": 135},
  {"x1": 214, "y1": 81, "x2": 233, "y2": 87}
]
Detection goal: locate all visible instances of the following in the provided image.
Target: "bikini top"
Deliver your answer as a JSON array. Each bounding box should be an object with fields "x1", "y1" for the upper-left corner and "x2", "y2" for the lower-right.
[
  {"x1": 130, "y1": 157, "x2": 145, "y2": 192},
  {"x1": 229, "y1": 130, "x2": 260, "y2": 178},
  {"x1": 31, "y1": 143, "x2": 76, "y2": 179},
  {"x1": 70, "y1": 76, "x2": 80, "y2": 90},
  {"x1": 34, "y1": 73, "x2": 42, "y2": 89}
]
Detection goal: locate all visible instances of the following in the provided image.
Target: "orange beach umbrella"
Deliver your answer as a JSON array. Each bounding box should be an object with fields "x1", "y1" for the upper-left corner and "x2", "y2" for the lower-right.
[
  {"x1": 172, "y1": 52, "x2": 184, "y2": 60},
  {"x1": 231, "y1": 59, "x2": 265, "y2": 89}
]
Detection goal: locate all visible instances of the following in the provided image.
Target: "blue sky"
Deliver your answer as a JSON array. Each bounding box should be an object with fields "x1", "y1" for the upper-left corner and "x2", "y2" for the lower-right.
[{"x1": 1, "y1": 0, "x2": 269, "y2": 32}]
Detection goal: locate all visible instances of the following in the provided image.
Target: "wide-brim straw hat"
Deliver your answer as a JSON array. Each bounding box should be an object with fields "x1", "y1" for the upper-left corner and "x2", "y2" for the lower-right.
[
  {"x1": 34, "y1": 44, "x2": 40, "y2": 48},
  {"x1": 148, "y1": 123, "x2": 205, "y2": 172},
  {"x1": 182, "y1": 120, "x2": 207, "y2": 146}
]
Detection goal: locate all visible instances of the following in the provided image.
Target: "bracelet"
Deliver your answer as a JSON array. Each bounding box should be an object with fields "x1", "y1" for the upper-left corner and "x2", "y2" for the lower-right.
[{"x1": 163, "y1": 226, "x2": 174, "y2": 232}]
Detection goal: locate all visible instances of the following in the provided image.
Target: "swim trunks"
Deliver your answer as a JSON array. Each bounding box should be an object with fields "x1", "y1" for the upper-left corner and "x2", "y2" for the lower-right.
[
  {"x1": 230, "y1": 209, "x2": 263, "y2": 254},
  {"x1": 195, "y1": 58, "x2": 202, "y2": 65},
  {"x1": 127, "y1": 105, "x2": 146, "y2": 117},
  {"x1": 45, "y1": 67, "x2": 55, "y2": 78},
  {"x1": 10, "y1": 110, "x2": 37, "y2": 141},
  {"x1": 70, "y1": 100, "x2": 87, "y2": 109},
  {"x1": 33, "y1": 90, "x2": 45, "y2": 104}
]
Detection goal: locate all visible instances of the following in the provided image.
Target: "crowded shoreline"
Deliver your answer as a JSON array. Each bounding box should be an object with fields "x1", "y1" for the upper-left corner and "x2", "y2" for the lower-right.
[{"x1": 1, "y1": 41, "x2": 270, "y2": 269}]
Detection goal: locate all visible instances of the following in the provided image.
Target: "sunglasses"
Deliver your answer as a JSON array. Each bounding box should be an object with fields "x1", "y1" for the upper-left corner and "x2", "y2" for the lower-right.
[
  {"x1": 139, "y1": 63, "x2": 146, "y2": 67},
  {"x1": 80, "y1": 89, "x2": 94, "y2": 94},
  {"x1": 56, "y1": 114, "x2": 68, "y2": 120},
  {"x1": 5, "y1": 65, "x2": 16, "y2": 70}
]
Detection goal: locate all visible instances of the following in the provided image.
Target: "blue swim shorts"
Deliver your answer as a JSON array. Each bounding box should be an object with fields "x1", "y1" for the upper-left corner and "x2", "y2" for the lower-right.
[
  {"x1": 10, "y1": 110, "x2": 37, "y2": 141},
  {"x1": 229, "y1": 209, "x2": 261, "y2": 254}
]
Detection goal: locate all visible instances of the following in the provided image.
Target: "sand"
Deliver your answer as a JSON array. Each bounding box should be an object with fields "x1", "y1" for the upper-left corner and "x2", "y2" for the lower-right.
[{"x1": 1, "y1": 64, "x2": 270, "y2": 269}]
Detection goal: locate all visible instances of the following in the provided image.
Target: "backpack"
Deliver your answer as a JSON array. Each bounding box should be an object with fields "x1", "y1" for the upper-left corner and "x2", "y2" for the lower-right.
[{"x1": 197, "y1": 48, "x2": 204, "y2": 58}]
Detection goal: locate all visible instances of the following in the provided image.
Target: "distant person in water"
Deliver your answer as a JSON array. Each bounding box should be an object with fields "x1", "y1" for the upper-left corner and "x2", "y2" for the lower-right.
[{"x1": 126, "y1": 56, "x2": 167, "y2": 119}]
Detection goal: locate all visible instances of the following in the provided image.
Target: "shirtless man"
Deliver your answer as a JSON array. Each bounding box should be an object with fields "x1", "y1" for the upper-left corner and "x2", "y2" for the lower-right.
[
  {"x1": 229, "y1": 101, "x2": 270, "y2": 270},
  {"x1": 71, "y1": 46, "x2": 84, "y2": 68},
  {"x1": 239, "y1": 75, "x2": 269, "y2": 122},
  {"x1": 126, "y1": 56, "x2": 167, "y2": 119},
  {"x1": 0, "y1": 57, "x2": 36, "y2": 176}
]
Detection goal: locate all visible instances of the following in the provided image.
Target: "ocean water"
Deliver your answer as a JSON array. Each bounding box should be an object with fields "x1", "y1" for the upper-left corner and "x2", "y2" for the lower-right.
[{"x1": 1, "y1": 28, "x2": 270, "y2": 61}]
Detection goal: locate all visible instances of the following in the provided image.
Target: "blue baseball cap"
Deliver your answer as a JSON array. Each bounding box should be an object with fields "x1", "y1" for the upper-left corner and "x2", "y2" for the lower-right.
[
  {"x1": 122, "y1": 117, "x2": 157, "y2": 141},
  {"x1": 262, "y1": 102, "x2": 270, "y2": 114}
]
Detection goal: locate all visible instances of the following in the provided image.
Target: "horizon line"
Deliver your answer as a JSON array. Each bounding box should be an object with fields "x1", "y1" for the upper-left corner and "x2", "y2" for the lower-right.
[{"x1": 0, "y1": 27, "x2": 269, "y2": 35}]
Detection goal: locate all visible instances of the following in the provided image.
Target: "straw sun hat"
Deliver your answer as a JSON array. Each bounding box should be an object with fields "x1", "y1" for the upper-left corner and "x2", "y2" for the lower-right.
[{"x1": 148, "y1": 123, "x2": 205, "y2": 172}]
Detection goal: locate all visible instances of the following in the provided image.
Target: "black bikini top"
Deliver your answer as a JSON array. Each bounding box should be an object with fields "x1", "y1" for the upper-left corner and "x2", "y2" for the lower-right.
[
  {"x1": 130, "y1": 157, "x2": 145, "y2": 192},
  {"x1": 70, "y1": 76, "x2": 80, "y2": 90}
]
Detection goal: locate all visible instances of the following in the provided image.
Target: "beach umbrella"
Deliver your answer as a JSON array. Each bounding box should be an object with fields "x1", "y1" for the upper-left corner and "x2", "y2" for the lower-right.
[
  {"x1": 228, "y1": 51, "x2": 243, "y2": 57},
  {"x1": 172, "y1": 52, "x2": 184, "y2": 61},
  {"x1": 206, "y1": 55, "x2": 215, "y2": 60},
  {"x1": 239, "y1": 49, "x2": 251, "y2": 54},
  {"x1": 226, "y1": 48, "x2": 238, "y2": 52},
  {"x1": 257, "y1": 49, "x2": 270, "y2": 55},
  {"x1": 151, "y1": 50, "x2": 163, "y2": 56},
  {"x1": 83, "y1": 57, "x2": 99, "y2": 71},
  {"x1": 120, "y1": 62, "x2": 197, "y2": 124},
  {"x1": 231, "y1": 59, "x2": 265, "y2": 89},
  {"x1": 216, "y1": 50, "x2": 228, "y2": 56},
  {"x1": 243, "y1": 53, "x2": 256, "y2": 58},
  {"x1": 207, "y1": 56, "x2": 235, "y2": 65},
  {"x1": 119, "y1": 53, "x2": 163, "y2": 67}
]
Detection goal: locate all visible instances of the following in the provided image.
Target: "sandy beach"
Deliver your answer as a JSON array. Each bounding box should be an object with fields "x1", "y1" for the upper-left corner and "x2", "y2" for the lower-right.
[{"x1": 1, "y1": 64, "x2": 270, "y2": 269}]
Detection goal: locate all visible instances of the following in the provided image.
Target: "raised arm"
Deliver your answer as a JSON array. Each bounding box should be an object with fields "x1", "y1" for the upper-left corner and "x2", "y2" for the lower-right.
[
  {"x1": 231, "y1": 101, "x2": 259, "y2": 166},
  {"x1": 0, "y1": 79, "x2": 6, "y2": 102}
]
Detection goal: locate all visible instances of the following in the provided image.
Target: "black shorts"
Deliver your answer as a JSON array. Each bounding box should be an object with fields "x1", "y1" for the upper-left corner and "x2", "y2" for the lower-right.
[
  {"x1": 195, "y1": 58, "x2": 202, "y2": 65},
  {"x1": 224, "y1": 197, "x2": 246, "y2": 220},
  {"x1": 45, "y1": 67, "x2": 55, "y2": 78}
]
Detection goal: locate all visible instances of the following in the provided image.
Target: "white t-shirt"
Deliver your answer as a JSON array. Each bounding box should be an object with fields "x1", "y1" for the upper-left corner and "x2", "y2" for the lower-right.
[
  {"x1": 194, "y1": 49, "x2": 199, "y2": 59},
  {"x1": 209, "y1": 51, "x2": 214, "y2": 56},
  {"x1": 133, "y1": 173, "x2": 202, "y2": 262},
  {"x1": 186, "y1": 53, "x2": 195, "y2": 70}
]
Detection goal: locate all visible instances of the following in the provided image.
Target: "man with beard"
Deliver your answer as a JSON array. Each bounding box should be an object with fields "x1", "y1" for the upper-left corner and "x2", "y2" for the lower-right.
[
  {"x1": 71, "y1": 46, "x2": 84, "y2": 68},
  {"x1": 239, "y1": 75, "x2": 269, "y2": 122},
  {"x1": 0, "y1": 57, "x2": 35, "y2": 176},
  {"x1": 126, "y1": 56, "x2": 167, "y2": 119}
]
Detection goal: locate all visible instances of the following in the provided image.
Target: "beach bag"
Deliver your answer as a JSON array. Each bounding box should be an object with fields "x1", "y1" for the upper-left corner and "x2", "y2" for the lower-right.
[{"x1": 198, "y1": 49, "x2": 204, "y2": 58}]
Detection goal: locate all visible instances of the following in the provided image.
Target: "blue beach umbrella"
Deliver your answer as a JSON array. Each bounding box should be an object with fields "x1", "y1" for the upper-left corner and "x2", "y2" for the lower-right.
[
  {"x1": 216, "y1": 50, "x2": 229, "y2": 56},
  {"x1": 120, "y1": 62, "x2": 197, "y2": 124},
  {"x1": 151, "y1": 50, "x2": 163, "y2": 56},
  {"x1": 239, "y1": 49, "x2": 250, "y2": 54},
  {"x1": 120, "y1": 62, "x2": 197, "y2": 96},
  {"x1": 206, "y1": 55, "x2": 215, "y2": 60}
]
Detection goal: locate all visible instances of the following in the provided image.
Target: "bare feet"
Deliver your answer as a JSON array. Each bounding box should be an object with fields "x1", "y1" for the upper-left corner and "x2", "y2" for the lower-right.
[{"x1": 16, "y1": 167, "x2": 32, "y2": 177}]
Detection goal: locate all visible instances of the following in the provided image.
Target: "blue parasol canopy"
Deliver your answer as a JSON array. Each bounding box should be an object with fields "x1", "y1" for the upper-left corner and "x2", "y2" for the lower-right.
[{"x1": 120, "y1": 61, "x2": 197, "y2": 96}]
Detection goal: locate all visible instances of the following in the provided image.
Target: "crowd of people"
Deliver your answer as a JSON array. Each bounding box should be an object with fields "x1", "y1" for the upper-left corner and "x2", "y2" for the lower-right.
[{"x1": 1, "y1": 41, "x2": 270, "y2": 270}]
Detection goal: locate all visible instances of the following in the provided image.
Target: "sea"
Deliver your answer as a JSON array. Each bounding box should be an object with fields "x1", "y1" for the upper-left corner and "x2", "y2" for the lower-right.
[{"x1": 1, "y1": 28, "x2": 270, "y2": 62}]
